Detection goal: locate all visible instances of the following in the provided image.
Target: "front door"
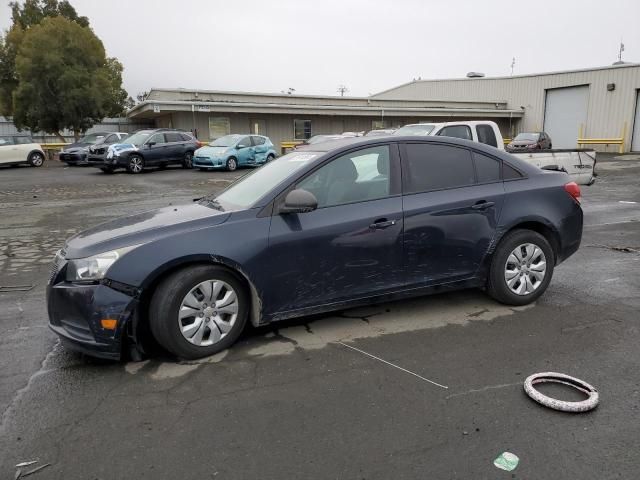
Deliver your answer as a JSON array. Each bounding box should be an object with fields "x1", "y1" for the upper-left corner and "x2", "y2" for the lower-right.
[
  {"x1": 265, "y1": 144, "x2": 404, "y2": 315},
  {"x1": 144, "y1": 133, "x2": 168, "y2": 164},
  {"x1": 235, "y1": 136, "x2": 255, "y2": 166},
  {"x1": 251, "y1": 136, "x2": 269, "y2": 163},
  {"x1": 0, "y1": 136, "x2": 15, "y2": 164},
  {"x1": 400, "y1": 142, "x2": 505, "y2": 287}
]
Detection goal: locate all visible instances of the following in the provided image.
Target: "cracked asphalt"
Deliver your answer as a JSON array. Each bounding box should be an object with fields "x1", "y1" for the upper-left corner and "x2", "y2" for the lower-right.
[{"x1": 1, "y1": 156, "x2": 639, "y2": 479}]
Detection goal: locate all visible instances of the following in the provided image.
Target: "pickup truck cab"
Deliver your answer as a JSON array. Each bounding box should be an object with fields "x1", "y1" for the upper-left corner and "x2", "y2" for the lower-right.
[{"x1": 395, "y1": 121, "x2": 596, "y2": 185}]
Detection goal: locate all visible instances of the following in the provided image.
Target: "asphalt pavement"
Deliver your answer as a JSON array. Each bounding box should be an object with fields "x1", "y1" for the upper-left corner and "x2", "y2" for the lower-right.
[{"x1": 1, "y1": 155, "x2": 639, "y2": 479}]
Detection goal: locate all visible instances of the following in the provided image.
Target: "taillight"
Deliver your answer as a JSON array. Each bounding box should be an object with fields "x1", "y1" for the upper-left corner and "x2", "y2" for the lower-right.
[
  {"x1": 564, "y1": 182, "x2": 581, "y2": 203},
  {"x1": 196, "y1": 141, "x2": 204, "y2": 148}
]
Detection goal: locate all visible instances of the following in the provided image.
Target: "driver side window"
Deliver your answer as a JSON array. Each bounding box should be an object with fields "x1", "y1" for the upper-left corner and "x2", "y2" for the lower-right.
[
  {"x1": 237, "y1": 136, "x2": 251, "y2": 148},
  {"x1": 148, "y1": 133, "x2": 165, "y2": 145},
  {"x1": 297, "y1": 145, "x2": 391, "y2": 208}
]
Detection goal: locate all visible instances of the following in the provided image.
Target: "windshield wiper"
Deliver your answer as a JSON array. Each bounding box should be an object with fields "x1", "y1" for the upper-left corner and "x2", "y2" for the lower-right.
[{"x1": 199, "y1": 197, "x2": 225, "y2": 211}]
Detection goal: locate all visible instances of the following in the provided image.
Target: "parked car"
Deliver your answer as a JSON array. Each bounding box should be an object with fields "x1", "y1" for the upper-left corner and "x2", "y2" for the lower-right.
[
  {"x1": 295, "y1": 134, "x2": 345, "y2": 149},
  {"x1": 96, "y1": 129, "x2": 201, "y2": 174},
  {"x1": 0, "y1": 135, "x2": 45, "y2": 167},
  {"x1": 394, "y1": 121, "x2": 595, "y2": 185},
  {"x1": 47, "y1": 135, "x2": 583, "y2": 360},
  {"x1": 192, "y1": 134, "x2": 277, "y2": 171},
  {"x1": 365, "y1": 129, "x2": 396, "y2": 136},
  {"x1": 59, "y1": 132, "x2": 129, "y2": 166},
  {"x1": 506, "y1": 132, "x2": 553, "y2": 152}
]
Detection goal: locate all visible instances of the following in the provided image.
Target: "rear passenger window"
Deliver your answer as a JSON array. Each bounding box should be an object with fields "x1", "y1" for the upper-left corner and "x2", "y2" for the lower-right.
[
  {"x1": 436, "y1": 125, "x2": 472, "y2": 141},
  {"x1": 179, "y1": 133, "x2": 193, "y2": 141},
  {"x1": 503, "y1": 163, "x2": 523, "y2": 180},
  {"x1": 476, "y1": 125, "x2": 498, "y2": 147},
  {"x1": 165, "y1": 133, "x2": 182, "y2": 143},
  {"x1": 473, "y1": 152, "x2": 500, "y2": 183},
  {"x1": 404, "y1": 144, "x2": 475, "y2": 193}
]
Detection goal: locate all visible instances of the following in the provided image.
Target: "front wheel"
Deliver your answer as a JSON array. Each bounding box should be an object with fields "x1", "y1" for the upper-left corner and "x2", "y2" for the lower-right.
[
  {"x1": 486, "y1": 229, "x2": 554, "y2": 306},
  {"x1": 149, "y1": 265, "x2": 249, "y2": 359},
  {"x1": 183, "y1": 151, "x2": 193, "y2": 169},
  {"x1": 226, "y1": 157, "x2": 237, "y2": 171},
  {"x1": 266, "y1": 154, "x2": 275, "y2": 162},
  {"x1": 29, "y1": 152, "x2": 45, "y2": 167},
  {"x1": 127, "y1": 155, "x2": 144, "y2": 174}
]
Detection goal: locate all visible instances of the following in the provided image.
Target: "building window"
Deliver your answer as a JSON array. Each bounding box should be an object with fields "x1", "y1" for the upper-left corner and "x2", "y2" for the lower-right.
[
  {"x1": 294, "y1": 119, "x2": 312, "y2": 140},
  {"x1": 250, "y1": 119, "x2": 266, "y2": 135},
  {"x1": 209, "y1": 117, "x2": 230, "y2": 140}
]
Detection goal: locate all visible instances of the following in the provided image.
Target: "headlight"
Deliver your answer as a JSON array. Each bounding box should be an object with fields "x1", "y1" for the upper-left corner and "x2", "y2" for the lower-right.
[{"x1": 65, "y1": 245, "x2": 139, "y2": 282}]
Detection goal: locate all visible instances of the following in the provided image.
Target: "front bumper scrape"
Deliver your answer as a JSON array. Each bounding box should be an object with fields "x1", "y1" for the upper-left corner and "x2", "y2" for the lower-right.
[{"x1": 47, "y1": 281, "x2": 138, "y2": 360}]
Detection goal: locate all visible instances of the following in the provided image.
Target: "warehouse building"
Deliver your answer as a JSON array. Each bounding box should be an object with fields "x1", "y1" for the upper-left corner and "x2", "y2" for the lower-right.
[{"x1": 127, "y1": 63, "x2": 640, "y2": 152}]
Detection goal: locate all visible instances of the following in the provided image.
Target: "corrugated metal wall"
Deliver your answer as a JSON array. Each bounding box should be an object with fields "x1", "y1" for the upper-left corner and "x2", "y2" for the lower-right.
[{"x1": 372, "y1": 65, "x2": 640, "y2": 151}]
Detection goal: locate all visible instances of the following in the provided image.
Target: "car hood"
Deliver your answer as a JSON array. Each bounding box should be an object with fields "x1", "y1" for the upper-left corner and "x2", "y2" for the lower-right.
[
  {"x1": 509, "y1": 140, "x2": 536, "y2": 147},
  {"x1": 64, "y1": 143, "x2": 91, "y2": 152},
  {"x1": 196, "y1": 146, "x2": 229, "y2": 156},
  {"x1": 63, "y1": 203, "x2": 231, "y2": 259}
]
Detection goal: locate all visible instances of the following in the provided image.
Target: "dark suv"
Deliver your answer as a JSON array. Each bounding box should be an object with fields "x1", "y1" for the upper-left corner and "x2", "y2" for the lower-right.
[{"x1": 94, "y1": 129, "x2": 202, "y2": 174}]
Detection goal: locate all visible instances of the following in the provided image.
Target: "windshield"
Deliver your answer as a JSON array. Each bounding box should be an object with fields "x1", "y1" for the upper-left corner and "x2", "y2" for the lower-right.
[
  {"x1": 204, "y1": 151, "x2": 319, "y2": 210},
  {"x1": 211, "y1": 135, "x2": 242, "y2": 147},
  {"x1": 514, "y1": 133, "x2": 540, "y2": 141},
  {"x1": 79, "y1": 133, "x2": 106, "y2": 144},
  {"x1": 122, "y1": 131, "x2": 152, "y2": 146},
  {"x1": 394, "y1": 124, "x2": 436, "y2": 136}
]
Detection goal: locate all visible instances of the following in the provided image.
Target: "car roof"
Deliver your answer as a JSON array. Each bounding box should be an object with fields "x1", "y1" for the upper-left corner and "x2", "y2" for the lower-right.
[{"x1": 295, "y1": 135, "x2": 541, "y2": 176}]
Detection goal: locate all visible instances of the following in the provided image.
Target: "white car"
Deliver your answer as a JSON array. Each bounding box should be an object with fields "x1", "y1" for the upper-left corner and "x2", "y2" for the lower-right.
[{"x1": 0, "y1": 135, "x2": 46, "y2": 167}]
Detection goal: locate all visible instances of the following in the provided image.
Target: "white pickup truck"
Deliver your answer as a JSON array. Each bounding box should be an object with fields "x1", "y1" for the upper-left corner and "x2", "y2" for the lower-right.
[{"x1": 394, "y1": 121, "x2": 596, "y2": 185}]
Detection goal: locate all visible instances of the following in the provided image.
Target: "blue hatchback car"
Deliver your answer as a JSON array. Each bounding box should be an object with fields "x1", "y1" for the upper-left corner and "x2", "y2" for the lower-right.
[
  {"x1": 47, "y1": 136, "x2": 583, "y2": 361},
  {"x1": 192, "y1": 134, "x2": 277, "y2": 171}
]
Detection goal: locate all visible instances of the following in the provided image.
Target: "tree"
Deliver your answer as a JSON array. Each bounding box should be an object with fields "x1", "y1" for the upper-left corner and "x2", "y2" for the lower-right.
[
  {"x1": 0, "y1": 0, "x2": 90, "y2": 117},
  {"x1": 12, "y1": 16, "x2": 126, "y2": 140}
]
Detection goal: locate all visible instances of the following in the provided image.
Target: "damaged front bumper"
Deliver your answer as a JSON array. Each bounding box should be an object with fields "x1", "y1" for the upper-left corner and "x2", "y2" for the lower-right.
[{"x1": 47, "y1": 279, "x2": 138, "y2": 360}]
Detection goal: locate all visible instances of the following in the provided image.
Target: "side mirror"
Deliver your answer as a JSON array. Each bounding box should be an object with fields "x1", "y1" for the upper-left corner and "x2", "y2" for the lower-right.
[
  {"x1": 280, "y1": 189, "x2": 318, "y2": 214},
  {"x1": 147, "y1": 141, "x2": 156, "y2": 147}
]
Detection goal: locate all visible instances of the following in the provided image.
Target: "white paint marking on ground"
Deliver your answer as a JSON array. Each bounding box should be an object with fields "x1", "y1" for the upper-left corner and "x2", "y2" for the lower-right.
[
  {"x1": 150, "y1": 362, "x2": 199, "y2": 380},
  {"x1": 445, "y1": 382, "x2": 522, "y2": 399},
  {"x1": 337, "y1": 341, "x2": 448, "y2": 390},
  {"x1": 619, "y1": 201, "x2": 638, "y2": 204},
  {"x1": 584, "y1": 219, "x2": 639, "y2": 228},
  {"x1": 124, "y1": 360, "x2": 149, "y2": 375}
]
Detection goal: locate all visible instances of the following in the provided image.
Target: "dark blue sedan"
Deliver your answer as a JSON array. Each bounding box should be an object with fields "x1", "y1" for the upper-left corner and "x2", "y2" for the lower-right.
[{"x1": 47, "y1": 136, "x2": 583, "y2": 360}]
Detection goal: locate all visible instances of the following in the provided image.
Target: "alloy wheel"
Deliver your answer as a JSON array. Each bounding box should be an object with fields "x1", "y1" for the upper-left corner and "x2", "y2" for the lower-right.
[
  {"x1": 30, "y1": 153, "x2": 44, "y2": 166},
  {"x1": 504, "y1": 243, "x2": 547, "y2": 295},
  {"x1": 178, "y1": 279, "x2": 239, "y2": 347},
  {"x1": 129, "y1": 157, "x2": 143, "y2": 173}
]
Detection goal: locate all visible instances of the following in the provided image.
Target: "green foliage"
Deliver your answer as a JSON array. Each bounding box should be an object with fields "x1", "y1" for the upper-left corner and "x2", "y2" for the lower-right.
[
  {"x1": 12, "y1": 16, "x2": 125, "y2": 136},
  {"x1": 0, "y1": 0, "x2": 127, "y2": 136}
]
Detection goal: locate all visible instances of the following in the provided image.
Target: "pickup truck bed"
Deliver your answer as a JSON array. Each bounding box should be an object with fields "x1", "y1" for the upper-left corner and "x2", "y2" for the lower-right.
[{"x1": 510, "y1": 149, "x2": 596, "y2": 185}]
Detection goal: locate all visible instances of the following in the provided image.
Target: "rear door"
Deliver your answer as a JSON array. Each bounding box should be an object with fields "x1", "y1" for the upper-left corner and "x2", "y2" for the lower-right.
[
  {"x1": 164, "y1": 132, "x2": 185, "y2": 162},
  {"x1": 400, "y1": 142, "x2": 505, "y2": 287},
  {"x1": 265, "y1": 144, "x2": 404, "y2": 314}
]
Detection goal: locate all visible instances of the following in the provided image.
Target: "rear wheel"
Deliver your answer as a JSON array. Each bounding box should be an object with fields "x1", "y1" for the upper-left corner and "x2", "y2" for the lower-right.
[
  {"x1": 149, "y1": 265, "x2": 249, "y2": 359},
  {"x1": 183, "y1": 151, "x2": 193, "y2": 169},
  {"x1": 127, "y1": 154, "x2": 144, "y2": 174},
  {"x1": 486, "y1": 229, "x2": 554, "y2": 306},
  {"x1": 226, "y1": 157, "x2": 237, "y2": 171},
  {"x1": 29, "y1": 152, "x2": 45, "y2": 167},
  {"x1": 266, "y1": 154, "x2": 275, "y2": 162}
]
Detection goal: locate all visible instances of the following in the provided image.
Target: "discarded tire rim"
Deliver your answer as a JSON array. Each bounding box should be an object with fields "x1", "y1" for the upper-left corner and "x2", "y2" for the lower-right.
[{"x1": 524, "y1": 372, "x2": 599, "y2": 412}]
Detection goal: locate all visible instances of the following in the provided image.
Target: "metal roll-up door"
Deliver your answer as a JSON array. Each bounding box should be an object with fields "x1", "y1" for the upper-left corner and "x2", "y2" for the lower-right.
[{"x1": 543, "y1": 85, "x2": 589, "y2": 149}]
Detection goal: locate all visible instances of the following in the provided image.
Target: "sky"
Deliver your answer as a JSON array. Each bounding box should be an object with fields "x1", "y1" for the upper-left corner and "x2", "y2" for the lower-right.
[{"x1": 1, "y1": 0, "x2": 639, "y2": 99}]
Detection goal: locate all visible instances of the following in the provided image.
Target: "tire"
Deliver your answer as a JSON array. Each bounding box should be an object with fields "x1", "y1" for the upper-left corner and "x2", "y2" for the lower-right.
[
  {"x1": 127, "y1": 154, "x2": 144, "y2": 174},
  {"x1": 266, "y1": 154, "x2": 275, "y2": 162},
  {"x1": 486, "y1": 229, "x2": 554, "y2": 306},
  {"x1": 183, "y1": 151, "x2": 194, "y2": 169},
  {"x1": 226, "y1": 157, "x2": 237, "y2": 171},
  {"x1": 149, "y1": 265, "x2": 249, "y2": 360},
  {"x1": 29, "y1": 151, "x2": 45, "y2": 167},
  {"x1": 100, "y1": 167, "x2": 114, "y2": 174}
]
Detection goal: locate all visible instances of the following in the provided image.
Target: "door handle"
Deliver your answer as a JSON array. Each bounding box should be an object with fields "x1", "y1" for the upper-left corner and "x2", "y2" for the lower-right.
[
  {"x1": 471, "y1": 201, "x2": 495, "y2": 210},
  {"x1": 369, "y1": 218, "x2": 396, "y2": 229}
]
